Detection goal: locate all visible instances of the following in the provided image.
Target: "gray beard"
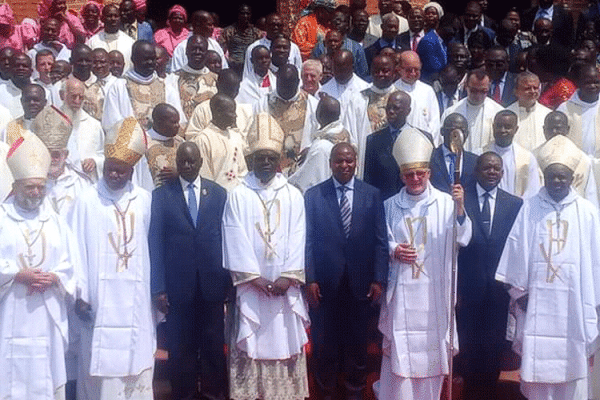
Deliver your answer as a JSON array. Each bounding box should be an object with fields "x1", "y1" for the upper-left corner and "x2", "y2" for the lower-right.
[{"x1": 62, "y1": 106, "x2": 82, "y2": 127}]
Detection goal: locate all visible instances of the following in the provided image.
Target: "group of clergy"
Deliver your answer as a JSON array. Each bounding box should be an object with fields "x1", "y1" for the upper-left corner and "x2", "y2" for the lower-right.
[{"x1": 2, "y1": 0, "x2": 600, "y2": 399}]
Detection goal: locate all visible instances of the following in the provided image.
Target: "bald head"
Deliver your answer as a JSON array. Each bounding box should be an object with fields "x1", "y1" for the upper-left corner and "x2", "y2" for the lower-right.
[
  {"x1": 371, "y1": 55, "x2": 395, "y2": 89},
  {"x1": 386, "y1": 91, "x2": 411, "y2": 128},
  {"x1": 61, "y1": 77, "x2": 85, "y2": 111},
  {"x1": 543, "y1": 110, "x2": 570, "y2": 140},
  {"x1": 316, "y1": 96, "x2": 341, "y2": 127},
  {"x1": 177, "y1": 141, "x2": 202, "y2": 182},
  {"x1": 333, "y1": 50, "x2": 354, "y2": 84},
  {"x1": 276, "y1": 64, "x2": 300, "y2": 100},
  {"x1": 210, "y1": 93, "x2": 236, "y2": 130},
  {"x1": 152, "y1": 103, "x2": 180, "y2": 137},
  {"x1": 398, "y1": 51, "x2": 422, "y2": 85},
  {"x1": 216, "y1": 69, "x2": 242, "y2": 98}
]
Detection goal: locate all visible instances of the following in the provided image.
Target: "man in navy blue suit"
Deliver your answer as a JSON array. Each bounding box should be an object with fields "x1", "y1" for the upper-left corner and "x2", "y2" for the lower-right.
[
  {"x1": 484, "y1": 47, "x2": 517, "y2": 107},
  {"x1": 456, "y1": 152, "x2": 522, "y2": 400},
  {"x1": 149, "y1": 142, "x2": 230, "y2": 400},
  {"x1": 430, "y1": 113, "x2": 478, "y2": 194},
  {"x1": 305, "y1": 143, "x2": 388, "y2": 400}
]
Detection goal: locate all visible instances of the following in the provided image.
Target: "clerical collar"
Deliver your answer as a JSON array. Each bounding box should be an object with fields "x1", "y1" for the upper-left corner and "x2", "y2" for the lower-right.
[
  {"x1": 492, "y1": 141, "x2": 513, "y2": 154},
  {"x1": 518, "y1": 102, "x2": 537, "y2": 113},
  {"x1": 539, "y1": 185, "x2": 577, "y2": 207},
  {"x1": 245, "y1": 171, "x2": 287, "y2": 191},
  {"x1": 272, "y1": 90, "x2": 300, "y2": 103},
  {"x1": 98, "y1": 177, "x2": 133, "y2": 202},
  {"x1": 572, "y1": 90, "x2": 599, "y2": 107},
  {"x1": 125, "y1": 69, "x2": 157, "y2": 84},
  {"x1": 3, "y1": 197, "x2": 50, "y2": 222},
  {"x1": 407, "y1": 184, "x2": 431, "y2": 202},
  {"x1": 466, "y1": 98, "x2": 485, "y2": 108},
  {"x1": 148, "y1": 128, "x2": 173, "y2": 142},
  {"x1": 368, "y1": 84, "x2": 394, "y2": 94},
  {"x1": 396, "y1": 79, "x2": 415, "y2": 91},
  {"x1": 181, "y1": 64, "x2": 210, "y2": 75}
]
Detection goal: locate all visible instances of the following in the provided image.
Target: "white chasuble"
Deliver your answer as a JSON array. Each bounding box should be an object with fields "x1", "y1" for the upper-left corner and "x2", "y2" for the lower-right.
[
  {"x1": 223, "y1": 173, "x2": 309, "y2": 360},
  {"x1": 69, "y1": 180, "x2": 155, "y2": 380},
  {"x1": 496, "y1": 188, "x2": 600, "y2": 384},
  {"x1": 0, "y1": 200, "x2": 77, "y2": 399},
  {"x1": 379, "y1": 184, "x2": 471, "y2": 379}
]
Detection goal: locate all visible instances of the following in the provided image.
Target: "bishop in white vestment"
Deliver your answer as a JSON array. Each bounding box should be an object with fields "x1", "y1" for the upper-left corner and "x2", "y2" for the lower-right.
[
  {"x1": 376, "y1": 127, "x2": 472, "y2": 399},
  {"x1": 223, "y1": 113, "x2": 310, "y2": 400},
  {"x1": 496, "y1": 145, "x2": 600, "y2": 400},
  {"x1": 0, "y1": 134, "x2": 77, "y2": 400},
  {"x1": 71, "y1": 118, "x2": 155, "y2": 400}
]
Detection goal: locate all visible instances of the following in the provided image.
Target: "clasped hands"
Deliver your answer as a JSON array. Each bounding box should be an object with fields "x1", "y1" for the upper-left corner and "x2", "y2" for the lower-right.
[
  {"x1": 252, "y1": 276, "x2": 294, "y2": 296},
  {"x1": 15, "y1": 268, "x2": 58, "y2": 295}
]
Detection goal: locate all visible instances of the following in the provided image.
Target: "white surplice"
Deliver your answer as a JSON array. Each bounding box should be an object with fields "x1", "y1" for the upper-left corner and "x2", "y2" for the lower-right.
[
  {"x1": 0, "y1": 199, "x2": 77, "y2": 400},
  {"x1": 557, "y1": 91, "x2": 600, "y2": 157},
  {"x1": 64, "y1": 108, "x2": 105, "y2": 181},
  {"x1": 70, "y1": 180, "x2": 155, "y2": 400},
  {"x1": 236, "y1": 70, "x2": 277, "y2": 107},
  {"x1": 507, "y1": 101, "x2": 551, "y2": 151},
  {"x1": 46, "y1": 165, "x2": 92, "y2": 220},
  {"x1": 377, "y1": 183, "x2": 472, "y2": 398},
  {"x1": 395, "y1": 79, "x2": 441, "y2": 145},
  {"x1": 482, "y1": 141, "x2": 542, "y2": 199},
  {"x1": 184, "y1": 98, "x2": 254, "y2": 140},
  {"x1": 495, "y1": 188, "x2": 600, "y2": 396},
  {"x1": 442, "y1": 97, "x2": 503, "y2": 152},
  {"x1": 86, "y1": 30, "x2": 136, "y2": 73},
  {"x1": 170, "y1": 36, "x2": 228, "y2": 72},
  {"x1": 190, "y1": 122, "x2": 248, "y2": 191},
  {"x1": 0, "y1": 80, "x2": 24, "y2": 119},
  {"x1": 101, "y1": 70, "x2": 185, "y2": 131},
  {"x1": 0, "y1": 141, "x2": 12, "y2": 202},
  {"x1": 243, "y1": 37, "x2": 303, "y2": 79}
]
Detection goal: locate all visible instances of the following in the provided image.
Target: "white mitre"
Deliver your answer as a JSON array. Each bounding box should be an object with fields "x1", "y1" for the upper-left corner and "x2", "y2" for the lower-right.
[
  {"x1": 535, "y1": 134, "x2": 580, "y2": 172},
  {"x1": 247, "y1": 112, "x2": 284, "y2": 155},
  {"x1": 105, "y1": 117, "x2": 148, "y2": 166},
  {"x1": 6, "y1": 134, "x2": 51, "y2": 180},
  {"x1": 392, "y1": 127, "x2": 434, "y2": 170}
]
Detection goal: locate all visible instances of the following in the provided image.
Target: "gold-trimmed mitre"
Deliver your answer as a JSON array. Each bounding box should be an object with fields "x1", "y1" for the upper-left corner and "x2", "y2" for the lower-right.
[
  {"x1": 105, "y1": 117, "x2": 148, "y2": 166},
  {"x1": 31, "y1": 105, "x2": 73, "y2": 150},
  {"x1": 6, "y1": 134, "x2": 51, "y2": 180},
  {"x1": 392, "y1": 127, "x2": 433, "y2": 170},
  {"x1": 247, "y1": 112, "x2": 284, "y2": 155},
  {"x1": 535, "y1": 135, "x2": 580, "y2": 173}
]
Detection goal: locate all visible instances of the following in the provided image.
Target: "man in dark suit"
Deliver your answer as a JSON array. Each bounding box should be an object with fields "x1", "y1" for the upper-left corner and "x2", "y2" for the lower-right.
[
  {"x1": 364, "y1": 91, "x2": 411, "y2": 200},
  {"x1": 364, "y1": 13, "x2": 403, "y2": 69},
  {"x1": 397, "y1": 8, "x2": 426, "y2": 53},
  {"x1": 484, "y1": 46, "x2": 517, "y2": 107},
  {"x1": 305, "y1": 142, "x2": 388, "y2": 400},
  {"x1": 430, "y1": 113, "x2": 478, "y2": 194},
  {"x1": 456, "y1": 152, "x2": 523, "y2": 400},
  {"x1": 521, "y1": 0, "x2": 573, "y2": 48},
  {"x1": 149, "y1": 142, "x2": 231, "y2": 400},
  {"x1": 455, "y1": 1, "x2": 496, "y2": 46}
]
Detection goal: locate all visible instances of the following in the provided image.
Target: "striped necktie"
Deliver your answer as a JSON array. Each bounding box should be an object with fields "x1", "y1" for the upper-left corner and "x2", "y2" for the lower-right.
[{"x1": 339, "y1": 185, "x2": 351, "y2": 238}]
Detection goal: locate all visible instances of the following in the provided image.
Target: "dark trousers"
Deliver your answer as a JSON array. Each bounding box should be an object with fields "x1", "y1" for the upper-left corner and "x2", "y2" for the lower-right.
[
  {"x1": 165, "y1": 272, "x2": 227, "y2": 399},
  {"x1": 310, "y1": 273, "x2": 372, "y2": 392},
  {"x1": 457, "y1": 282, "x2": 510, "y2": 400}
]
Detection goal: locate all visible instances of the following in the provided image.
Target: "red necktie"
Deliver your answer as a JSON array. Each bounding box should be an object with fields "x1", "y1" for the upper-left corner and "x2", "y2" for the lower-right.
[
  {"x1": 412, "y1": 35, "x2": 418, "y2": 51},
  {"x1": 492, "y1": 81, "x2": 502, "y2": 103},
  {"x1": 261, "y1": 75, "x2": 271, "y2": 88}
]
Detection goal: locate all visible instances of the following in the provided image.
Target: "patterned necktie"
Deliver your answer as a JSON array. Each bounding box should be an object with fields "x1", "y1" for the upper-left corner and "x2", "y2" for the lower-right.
[
  {"x1": 339, "y1": 185, "x2": 351, "y2": 238},
  {"x1": 481, "y1": 192, "x2": 491, "y2": 236},
  {"x1": 492, "y1": 80, "x2": 502, "y2": 103},
  {"x1": 412, "y1": 35, "x2": 418, "y2": 51},
  {"x1": 448, "y1": 153, "x2": 456, "y2": 185},
  {"x1": 187, "y1": 182, "x2": 198, "y2": 227}
]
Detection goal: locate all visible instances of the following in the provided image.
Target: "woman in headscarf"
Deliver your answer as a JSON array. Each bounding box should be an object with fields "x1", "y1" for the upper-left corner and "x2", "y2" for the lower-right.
[
  {"x1": 80, "y1": 1, "x2": 103, "y2": 39},
  {"x1": 154, "y1": 5, "x2": 189, "y2": 57},
  {"x1": 423, "y1": 2, "x2": 443, "y2": 32},
  {"x1": 0, "y1": 3, "x2": 37, "y2": 51}
]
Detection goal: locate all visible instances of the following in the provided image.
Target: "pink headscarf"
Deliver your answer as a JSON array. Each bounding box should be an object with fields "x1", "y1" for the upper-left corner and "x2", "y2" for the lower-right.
[
  {"x1": 133, "y1": 0, "x2": 146, "y2": 12},
  {"x1": 0, "y1": 3, "x2": 15, "y2": 26},
  {"x1": 80, "y1": 1, "x2": 103, "y2": 17},
  {"x1": 167, "y1": 5, "x2": 187, "y2": 24},
  {"x1": 37, "y1": 0, "x2": 53, "y2": 20}
]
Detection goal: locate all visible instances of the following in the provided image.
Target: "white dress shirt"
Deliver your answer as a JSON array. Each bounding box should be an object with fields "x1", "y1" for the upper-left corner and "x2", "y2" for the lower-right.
[
  {"x1": 333, "y1": 176, "x2": 354, "y2": 214},
  {"x1": 180, "y1": 174, "x2": 201, "y2": 211},
  {"x1": 476, "y1": 183, "x2": 497, "y2": 230}
]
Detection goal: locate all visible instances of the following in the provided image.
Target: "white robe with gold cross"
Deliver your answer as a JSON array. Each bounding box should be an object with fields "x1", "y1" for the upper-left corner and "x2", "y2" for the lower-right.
[
  {"x1": 496, "y1": 187, "x2": 600, "y2": 385},
  {"x1": 378, "y1": 183, "x2": 471, "y2": 382},
  {"x1": 69, "y1": 180, "x2": 155, "y2": 399},
  {"x1": 0, "y1": 199, "x2": 77, "y2": 399}
]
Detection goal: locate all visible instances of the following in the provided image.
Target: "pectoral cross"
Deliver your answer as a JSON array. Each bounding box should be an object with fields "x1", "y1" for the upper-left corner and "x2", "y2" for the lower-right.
[
  {"x1": 109, "y1": 201, "x2": 136, "y2": 272},
  {"x1": 406, "y1": 216, "x2": 427, "y2": 279},
  {"x1": 17, "y1": 223, "x2": 47, "y2": 270},
  {"x1": 540, "y1": 218, "x2": 568, "y2": 283},
  {"x1": 255, "y1": 196, "x2": 281, "y2": 260}
]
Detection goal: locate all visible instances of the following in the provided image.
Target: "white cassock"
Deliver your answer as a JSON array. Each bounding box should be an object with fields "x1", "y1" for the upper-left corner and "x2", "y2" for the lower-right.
[
  {"x1": 102, "y1": 70, "x2": 185, "y2": 131},
  {"x1": 481, "y1": 141, "x2": 542, "y2": 199},
  {"x1": 0, "y1": 141, "x2": 12, "y2": 201},
  {"x1": 366, "y1": 13, "x2": 409, "y2": 37},
  {"x1": 495, "y1": 187, "x2": 600, "y2": 400},
  {"x1": 507, "y1": 101, "x2": 551, "y2": 151},
  {"x1": 170, "y1": 36, "x2": 228, "y2": 72},
  {"x1": 236, "y1": 70, "x2": 276, "y2": 107},
  {"x1": 0, "y1": 80, "x2": 24, "y2": 119},
  {"x1": 395, "y1": 80, "x2": 441, "y2": 145},
  {"x1": 0, "y1": 199, "x2": 77, "y2": 400},
  {"x1": 442, "y1": 97, "x2": 503, "y2": 152},
  {"x1": 70, "y1": 180, "x2": 155, "y2": 400},
  {"x1": 184, "y1": 98, "x2": 254, "y2": 140},
  {"x1": 242, "y1": 37, "x2": 303, "y2": 80},
  {"x1": 557, "y1": 91, "x2": 600, "y2": 158},
  {"x1": 223, "y1": 172, "x2": 310, "y2": 399},
  {"x1": 86, "y1": 30, "x2": 136, "y2": 73},
  {"x1": 288, "y1": 119, "x2": 350, "y2": 193},
  {"x1": 66, "y1": 109, "x2": 105, "y2": 181},
  {"x1": 190, "y1": 122, "x2": 248, "y2": 191},
  {"x1": 376, "y1": 183, "x2": 472, "y2": 400}
]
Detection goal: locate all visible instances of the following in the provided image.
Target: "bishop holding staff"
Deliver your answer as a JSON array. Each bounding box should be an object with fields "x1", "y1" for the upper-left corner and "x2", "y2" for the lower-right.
[{"x1": 376, "y1": 127, "x2": 472, "y2": 399}]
